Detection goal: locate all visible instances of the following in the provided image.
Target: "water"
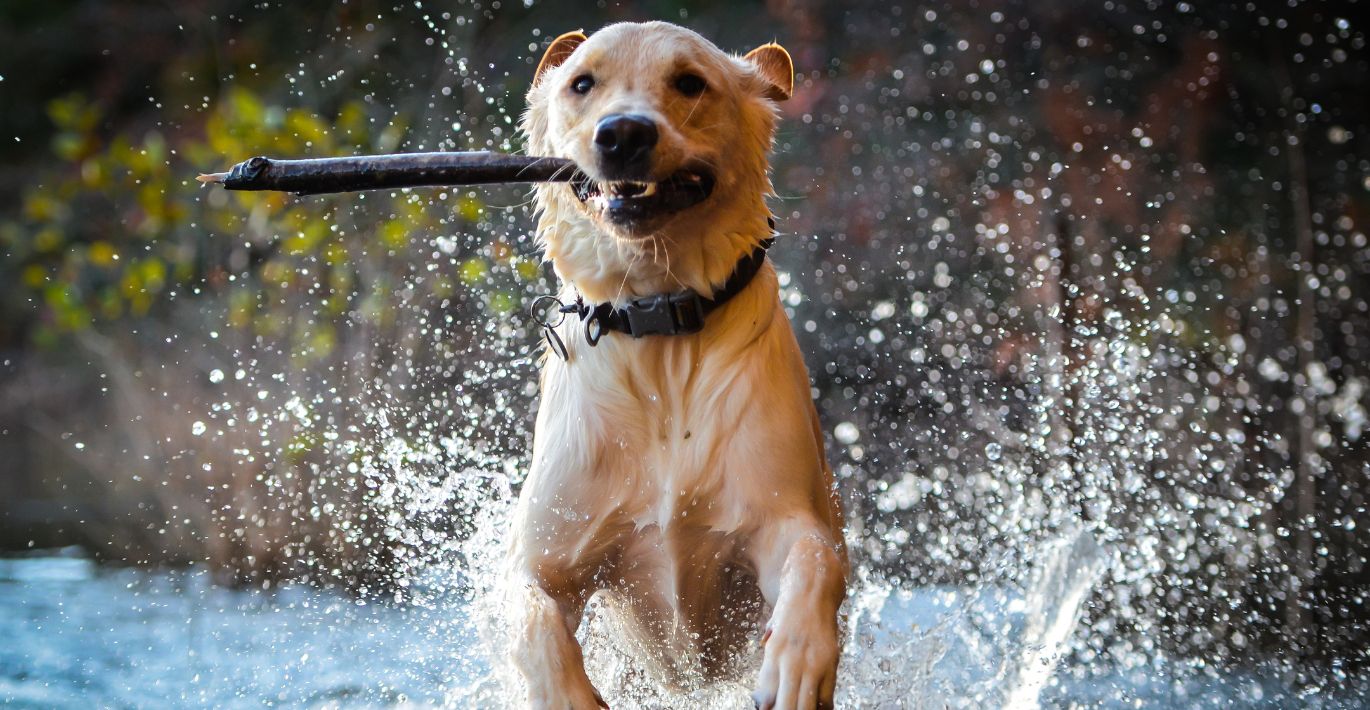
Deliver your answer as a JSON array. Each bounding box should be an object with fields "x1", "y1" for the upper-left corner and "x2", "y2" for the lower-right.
[
  {"x1": 0, "y1": 553, "x2": 484, "y2": 708},
  {"x1": 4, "y1": 551, "x2": 1360, "y2": 708}
]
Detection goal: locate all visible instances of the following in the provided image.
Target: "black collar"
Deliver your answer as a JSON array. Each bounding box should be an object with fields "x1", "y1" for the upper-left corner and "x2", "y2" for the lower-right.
[
  {"x1": 532, "y1": 223, "x2": 776, "y2": 360},
  {"x1": 572, "y1": 236, "x2": 773, "y2": 345}
]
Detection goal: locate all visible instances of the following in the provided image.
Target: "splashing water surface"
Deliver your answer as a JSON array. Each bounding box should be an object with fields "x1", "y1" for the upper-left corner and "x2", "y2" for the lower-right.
[{"x1": 7, "y1": 305, "x2": 1363, "y2": 708}]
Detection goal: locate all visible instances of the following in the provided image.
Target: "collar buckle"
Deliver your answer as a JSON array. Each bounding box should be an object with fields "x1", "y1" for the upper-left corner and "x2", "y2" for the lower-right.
[{"x1": 623, "y1": 291, "x2": 705, "y2": 337}]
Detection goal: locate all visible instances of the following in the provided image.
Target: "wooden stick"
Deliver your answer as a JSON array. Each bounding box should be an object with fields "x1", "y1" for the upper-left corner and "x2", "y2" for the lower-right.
[{"x1": 196, "y1": 151, "x2": 577, "y2": 196}]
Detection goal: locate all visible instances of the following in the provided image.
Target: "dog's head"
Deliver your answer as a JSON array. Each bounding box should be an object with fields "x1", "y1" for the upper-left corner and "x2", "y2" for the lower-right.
[{"x1": 522, "y1": 22, "x2": 792, "y2": 298}]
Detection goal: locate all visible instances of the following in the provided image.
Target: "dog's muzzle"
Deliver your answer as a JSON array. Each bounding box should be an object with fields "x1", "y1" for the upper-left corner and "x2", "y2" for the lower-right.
[
  {"x1": 571, "y1": 170, "x2": 716, "y2": 225},
  {"x1": 572, "y1": 113, "x2": 716, "y2": 225}
]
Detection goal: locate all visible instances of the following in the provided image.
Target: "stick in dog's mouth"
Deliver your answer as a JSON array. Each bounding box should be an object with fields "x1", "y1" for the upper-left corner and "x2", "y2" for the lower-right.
[
  {"x1": 194, "y1": 153, "x2": 716, "y2": 225},
  {"x1": 197, "y1": 152, "x2": 577, "y2": 196},
  {"x1": 571, "y1": 169, "x2": 716, "y2": 224}
]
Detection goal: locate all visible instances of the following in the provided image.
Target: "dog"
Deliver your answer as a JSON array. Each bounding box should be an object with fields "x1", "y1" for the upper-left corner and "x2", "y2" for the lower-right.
[{"x1": 508, "y1": 22, "x2": 848, "y2": 710}]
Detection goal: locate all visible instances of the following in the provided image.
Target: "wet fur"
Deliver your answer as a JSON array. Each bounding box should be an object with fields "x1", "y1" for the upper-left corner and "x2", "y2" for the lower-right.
[{"x1": 507, "y1": 22, "x2": 848, "y2": 710}]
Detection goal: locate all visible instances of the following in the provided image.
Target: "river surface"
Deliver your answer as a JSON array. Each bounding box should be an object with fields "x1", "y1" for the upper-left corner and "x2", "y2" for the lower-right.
[{"x1": 1, "y1": 551, "x2": 1362, "y2": 709}]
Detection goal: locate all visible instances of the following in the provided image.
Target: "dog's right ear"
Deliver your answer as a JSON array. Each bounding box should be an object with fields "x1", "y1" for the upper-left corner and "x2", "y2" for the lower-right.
[
  {"x1": 744, "y1": 43, "x2": 794, "y2": 102},
  {"x1": 534, "y1": 31, "x2": 588, "y2": 85}
]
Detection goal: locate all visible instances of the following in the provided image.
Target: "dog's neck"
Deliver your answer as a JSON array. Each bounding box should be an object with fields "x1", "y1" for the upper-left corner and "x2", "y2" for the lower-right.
[{"x1": 536, "y1": 192, "x2": 774, "y2": 305}]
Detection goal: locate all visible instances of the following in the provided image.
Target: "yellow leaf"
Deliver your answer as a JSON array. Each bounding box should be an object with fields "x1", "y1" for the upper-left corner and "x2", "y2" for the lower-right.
[
  {"x1": 459, "y1": 257, "x2": 488, "y2": 286},
  {"x1": 381, "y1": 219, "x2": 410, "y2": 249},
  {"x1": 33, "y1": 228, "x2": 63, "y2": 253},
  {"x1": 489, "y1": 291, "x2": 516, "y2": 314},
  {"x1": 323, "y1": 241, "x2": 349, "y2": 266},
  {"x1": 139, "y1": 258, "x2": 167, "y2": 292},
  {"x1": 88, "y1": 241, "x2": 117, "y2": 267},
  {"x1": 229, "y1": 88, "x2": 266, "y2": 124},
  {"x1": 286, "y1": 111, "x2": 331, "y2": 149},
  {"x1": 23, "y1": 193, "x2": 62, "y2": 222},
  {"x1": 457, "y1": 195, "x2": 484, "y2": 223},
  {"x1": 514, "y1": 257, "x2": 541, "y2": 281},
  {"x1": 22, "y1": 265, "x2": 48, "y2": 288}
]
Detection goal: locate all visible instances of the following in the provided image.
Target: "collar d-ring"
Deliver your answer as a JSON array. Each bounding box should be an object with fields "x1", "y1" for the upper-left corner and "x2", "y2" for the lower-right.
[{"x1": 584, "y1": 312, "x2": 604, "y2": 346}]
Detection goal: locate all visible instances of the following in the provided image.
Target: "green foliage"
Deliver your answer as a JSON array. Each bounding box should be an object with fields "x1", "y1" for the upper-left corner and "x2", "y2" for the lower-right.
[{"x1": 0, "y1": 83, "x2": 541, "y2": 354}]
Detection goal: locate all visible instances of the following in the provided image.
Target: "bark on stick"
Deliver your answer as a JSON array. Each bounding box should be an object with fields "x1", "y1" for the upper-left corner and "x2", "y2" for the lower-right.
[{"x1": 196, "y1": 152, "x2": 577, "y2": 196}]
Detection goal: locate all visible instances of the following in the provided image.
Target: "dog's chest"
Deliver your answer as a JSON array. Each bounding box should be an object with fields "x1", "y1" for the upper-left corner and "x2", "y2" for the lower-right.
[{"x1": 551, "y1": 332, "x2": 761, "y2": 529}]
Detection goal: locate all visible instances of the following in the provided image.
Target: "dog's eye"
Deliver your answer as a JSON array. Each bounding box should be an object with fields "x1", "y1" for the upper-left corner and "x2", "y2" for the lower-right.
[
  {"x1": 674, "y1": 73, "x2": 707, "y2": 97},
  {"x1": 570, "y1": 75, "x2": 595, "y2": 95}
]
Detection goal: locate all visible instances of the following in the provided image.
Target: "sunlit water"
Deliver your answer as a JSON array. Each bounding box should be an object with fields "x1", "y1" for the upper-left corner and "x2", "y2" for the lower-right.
[{"x1": 3, "y1": 551, "x2": 1359, "y2": 708}]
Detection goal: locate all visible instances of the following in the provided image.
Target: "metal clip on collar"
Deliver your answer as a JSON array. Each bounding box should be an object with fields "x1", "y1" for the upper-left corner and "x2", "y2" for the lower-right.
[{"x1": 529, "y1": 294, "x2": 580, "y2": 362}]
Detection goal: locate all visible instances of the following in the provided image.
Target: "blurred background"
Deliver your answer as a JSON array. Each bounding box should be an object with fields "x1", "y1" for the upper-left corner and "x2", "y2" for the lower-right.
[{"x1": 2, "y1": 0, "x2": 1368, "y2": 707}]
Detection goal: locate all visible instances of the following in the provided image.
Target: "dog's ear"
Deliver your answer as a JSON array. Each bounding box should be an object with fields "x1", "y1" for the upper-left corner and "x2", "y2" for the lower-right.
[
  {"x1": 535, "y1": 31, "x2": 588, "y2": 85},
  {"x1": 743, "y1": 43, "x2": 793, "y2": 102}
]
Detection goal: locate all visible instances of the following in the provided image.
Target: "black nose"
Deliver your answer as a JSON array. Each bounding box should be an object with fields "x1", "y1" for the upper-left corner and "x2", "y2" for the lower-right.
[{"x1": 594, "y1": 113, "x2": 658, "y2": 176}]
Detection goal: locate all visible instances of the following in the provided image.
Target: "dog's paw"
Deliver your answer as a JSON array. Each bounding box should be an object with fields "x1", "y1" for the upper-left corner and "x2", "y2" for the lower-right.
[{"x1": 750, "y1": 618, "x2": 839, "y2": 710}]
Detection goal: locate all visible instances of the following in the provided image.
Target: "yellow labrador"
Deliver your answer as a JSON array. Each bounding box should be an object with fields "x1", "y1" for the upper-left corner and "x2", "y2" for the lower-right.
[{"x1": 509, "y1": 22, "x2": 847, "y2": 709}]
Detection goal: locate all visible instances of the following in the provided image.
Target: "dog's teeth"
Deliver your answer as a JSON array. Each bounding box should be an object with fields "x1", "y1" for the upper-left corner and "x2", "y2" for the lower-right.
[{"x1": 607, "y1": 181, "x2": 655, "y2": 198}]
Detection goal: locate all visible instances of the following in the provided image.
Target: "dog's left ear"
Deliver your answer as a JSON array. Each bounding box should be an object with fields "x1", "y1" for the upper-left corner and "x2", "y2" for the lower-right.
[
  {"x1": 535, "y1": 30, "x2": 588, "y2": 85},
  {"x1": 743, "y1": 43, "x2": 793, "y2": 102}
]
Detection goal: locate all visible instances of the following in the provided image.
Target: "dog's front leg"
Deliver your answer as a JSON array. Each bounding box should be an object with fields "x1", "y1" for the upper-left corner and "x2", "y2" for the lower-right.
[
  {"x1": 508, "y1": 573, "x2": 606, "y2": 710},
  {"x1": 749, "y1": 517, "x2": 846, "y2": 710}
]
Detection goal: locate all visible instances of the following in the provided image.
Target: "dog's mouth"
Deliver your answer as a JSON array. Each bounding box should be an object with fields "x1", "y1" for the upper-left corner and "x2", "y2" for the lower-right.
[{"x1": 571, "y1": 169, "x2": 716, "y2": 226}]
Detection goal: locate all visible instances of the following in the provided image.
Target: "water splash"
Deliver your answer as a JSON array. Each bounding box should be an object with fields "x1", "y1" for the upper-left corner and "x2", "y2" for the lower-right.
[{"x1": 250, "y1": 301, "x2": 1273, "y2": 707}]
